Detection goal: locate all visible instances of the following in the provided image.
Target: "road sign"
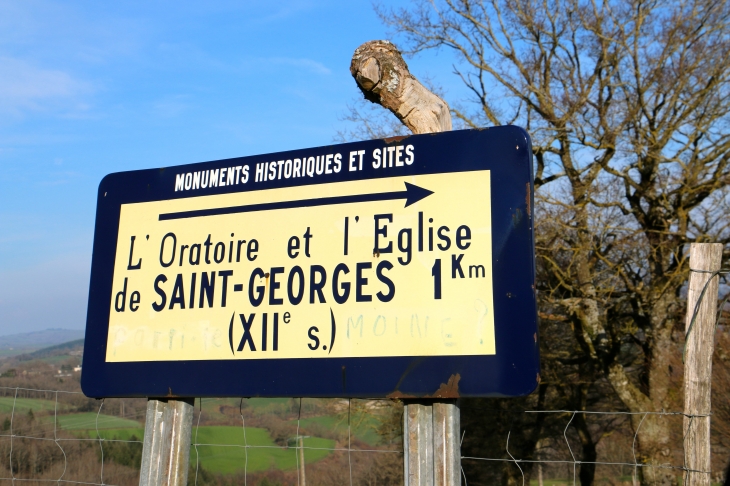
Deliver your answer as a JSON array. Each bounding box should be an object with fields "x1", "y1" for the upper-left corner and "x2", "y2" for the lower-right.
[{"x1": 81, "y1": 127, "x2": 539, "y2": 398}]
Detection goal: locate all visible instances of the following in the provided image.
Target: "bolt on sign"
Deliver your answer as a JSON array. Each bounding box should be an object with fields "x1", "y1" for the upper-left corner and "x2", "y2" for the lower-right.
[{"x1": 82, "y1": 127, "x2": 539, "y2": 398}]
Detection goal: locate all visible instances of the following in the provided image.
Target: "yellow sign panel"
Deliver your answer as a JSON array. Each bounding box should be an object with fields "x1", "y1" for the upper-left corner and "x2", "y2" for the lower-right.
[{"x1": 106, "y1": 170, "x2": 495, "y2": 362}]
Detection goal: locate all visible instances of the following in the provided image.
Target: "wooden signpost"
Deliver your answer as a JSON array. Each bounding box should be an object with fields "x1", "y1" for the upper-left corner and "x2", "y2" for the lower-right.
[{"x1": 81, "y1": 126, "x2": 538, "y2": 485}]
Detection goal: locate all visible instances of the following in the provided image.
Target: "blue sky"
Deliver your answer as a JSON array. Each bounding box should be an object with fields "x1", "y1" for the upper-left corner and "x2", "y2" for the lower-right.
[{"x1": 0, "y1": 0, "x2": 469, "y2": 335}]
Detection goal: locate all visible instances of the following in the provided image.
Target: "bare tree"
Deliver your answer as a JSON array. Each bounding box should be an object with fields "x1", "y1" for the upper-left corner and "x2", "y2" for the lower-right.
[{"x1": 349, "y1": 1, "x2": 730, "y2": 484}]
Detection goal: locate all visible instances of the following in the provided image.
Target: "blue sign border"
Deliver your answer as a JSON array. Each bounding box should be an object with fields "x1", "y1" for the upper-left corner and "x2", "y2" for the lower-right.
[{"x1": 81, "y1": 126, "x2": 539, "y2": 398}]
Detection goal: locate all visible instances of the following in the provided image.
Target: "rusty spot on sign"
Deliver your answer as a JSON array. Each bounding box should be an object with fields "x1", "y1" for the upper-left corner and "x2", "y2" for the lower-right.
[
  {"x1": 426, "y1": 373, "x2": 461, "y2": 398},
  {"x1": 385, "y1": 374, "x2": 461, "y2": 399},
  {"x1": 512, "y1": 208, "x2": 523, "y2": 226},
  {"x1": 526, "y1": 182, "x2": 531, "y2": 217},
  {"x1": 386, "y1": 390, "x2": 417, "y2": 399},
  {"x1": 536, "y1": 373, "x2": 541, "y2": 384}
]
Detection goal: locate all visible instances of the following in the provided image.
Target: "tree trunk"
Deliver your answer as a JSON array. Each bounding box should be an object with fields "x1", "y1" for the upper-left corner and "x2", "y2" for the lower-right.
[
  {"x1": 633, "y1": 415, "x2": 674, "y2": 485},
  {"x1": 573, "y1": 412, "x2": 597, "y2": 486},
  {"x1": 350, "y1": 40, "x2": 451, "y2": 134},
  {"x1": 575, "y1": 214, "x2": 677, "y2": 485},
  {"x1": 607, "y1": 360, "x2": 676, "y2": 486}
]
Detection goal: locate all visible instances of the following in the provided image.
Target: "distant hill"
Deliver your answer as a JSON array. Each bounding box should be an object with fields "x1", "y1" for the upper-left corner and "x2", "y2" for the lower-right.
[
  {"x1": 16, "y1": 339, "x2": 84, "y2": 361},
  {"x1": 0, "y1": 329, "x2": 85, "y2": 357}
]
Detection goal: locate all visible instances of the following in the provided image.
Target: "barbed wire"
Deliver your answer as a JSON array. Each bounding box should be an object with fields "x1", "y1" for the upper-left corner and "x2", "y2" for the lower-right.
[{"x1": 683, "y1": 268, "x2": 730, "y2": 362}]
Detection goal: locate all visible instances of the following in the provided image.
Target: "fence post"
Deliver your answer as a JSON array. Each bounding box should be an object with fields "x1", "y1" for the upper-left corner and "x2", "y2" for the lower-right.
[
  {"x1": 404, "y1": 400, "x2": 461, "y2": 485},
  {"x1": 139, "y1": 397, "x2": 195, "y2": 486},
  {"x1": 684, "y1": 243, "x2": 722, "y2": 486},
  {"x1": 298, "y1": 435, "x2": 307, "y2": 486}
]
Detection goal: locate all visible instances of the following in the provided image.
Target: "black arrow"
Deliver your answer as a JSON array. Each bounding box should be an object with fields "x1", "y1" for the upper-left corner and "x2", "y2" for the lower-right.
[{"x1": 159, "y1": 182, "x2": 434, "y2": 221}]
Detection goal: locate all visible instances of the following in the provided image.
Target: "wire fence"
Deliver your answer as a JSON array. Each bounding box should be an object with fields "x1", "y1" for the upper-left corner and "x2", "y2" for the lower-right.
[
  {"x1": 460, "y1": 409, "x2": 714, "y2": 486},
  {"x1": 0, "y1": 385, "x2": 720, "y2": 486},
  {"x1": 0, "y1": 386, "x2": 405, "y2": 486},
  {"x1": 186, "y1": 395, "x2": 403, "y2": 486}
]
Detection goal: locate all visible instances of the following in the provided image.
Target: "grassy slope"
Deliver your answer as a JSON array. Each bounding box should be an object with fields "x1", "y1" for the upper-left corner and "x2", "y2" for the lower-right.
[
  {"x1": 197, "y1": 397, "x2": 294, "y2": 411},
  {"x1": 0, "y1": 396, "x2": 70, "y2": 414},
  {"x1": 0, "y1": 396, "x2": 337, "y2": 475},
  {"x1": 52, "y1": 412, "x2": 142, "y2": 430},
  {"x1": 0, "y1": 348, "x2": 37, "y2": 358},
  {"x1": 40, "y1": 355, "x2": 77, "y2": 365},
  {"x1": 91, "y1": 425, "x2": 334, "y2": 474},
  {"x1": 296, "y1": 414, "x2": 382, "y2": 446},
  {"x1": 191, "y1": 426, "x2": 334, "y2": 474}
]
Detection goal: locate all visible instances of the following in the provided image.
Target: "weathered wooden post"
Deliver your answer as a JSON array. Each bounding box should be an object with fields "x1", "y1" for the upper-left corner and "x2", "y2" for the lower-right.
[
  {"x1": 139, "y1": 398, "x2": 194, "y2": 486},
  {"x1": 683, "y1": 243, "x2": 722, "y2": 486},
  {"x1": 351, "y1": 40, "x2": 460, "y2": 486},
  {"x1": 298, "y1": 435, "x2": 307, "y2": 486}
]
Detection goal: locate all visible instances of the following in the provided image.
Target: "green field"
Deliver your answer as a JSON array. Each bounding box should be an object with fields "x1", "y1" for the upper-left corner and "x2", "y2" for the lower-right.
[
  {"x1": 196, "y1": 397, "x2": 297, "y2": 414},
  {"x1": 92, "y1": 425, "x2": 335, "y2": 473},
  {"x1": 40, "y1": 355, "x2": 77, "y2": 365},
  {"x1": 0, "y1": 347, "x2": 37, "y2": 358},
  {"x1": 91, "y1": 427, "x2": 144, "y2": 441},
  {"x1": 0, "y1": 396, "x2": 69, "y2": 414},
  {"x1": 192, "y1": 425, "x2": 334, "y2": 473},
  {"x1": 296, "y1": 414, "x2": 382, "y2": 446},
  {"x1": 247, "y1": 397, "x2": 294, "y2": 412},
  {"x1": 50, "y1": 412, "x2": 142, "y2": 430}
]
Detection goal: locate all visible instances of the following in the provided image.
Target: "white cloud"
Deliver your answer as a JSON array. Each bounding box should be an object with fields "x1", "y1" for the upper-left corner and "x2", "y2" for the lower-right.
[
  {"x1": 251, "y1": 1, "x2": 316, "y2": 24},
  {"x1": 0, "y1": 57, "x2": 92, "y2": 115},
  {"x1": 267, "y1": 57, "x2": 331, "y2": 75}
]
